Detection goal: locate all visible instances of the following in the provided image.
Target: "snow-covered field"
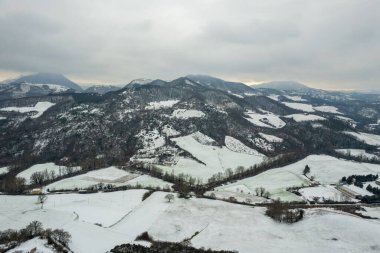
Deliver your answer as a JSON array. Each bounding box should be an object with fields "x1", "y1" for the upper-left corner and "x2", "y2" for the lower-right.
[
  {"x1": 145, "y1": 100, "x2": 179, "y2": 110},
  {"x1": 244, "y1": 110, "x2": 286, "y2": 128},
  {"x1": 0, "y1": 101, "x2": 55, "y2": 118},
  {"x1": 340, "y1": 184, "x2": 373, "y2": 197},
  {"x1": 17, "y1": 163, "x2": 81, "y2": 185},
  {"x1": 1, "y1": 192, "x2": 380, "y2": 253},
  {"x1": 314, "y1": 105, "x2": 342, "y2": 114},
  {"x1": 343, "y1": 131, "x2": 380, "y2": 146},
  {"x1": 282, "y1": 102, "x2": 315, "y2": 112},
  {"x1": 217, "y1": 155, "x2": 380, "y2": 201},
  {"x1": 285, "y1": 114, "x2": 326, "y2": 122},
  {"x1": 46, "y1": 167, "x2": 172, "y2": 191},
  {"x1": 157, "y1": 132, "x2": 265, "y2": 181},
  {"x1": 171, "y1": 109, "x2": 205, "y2": 119},
  {"x1": 299, "y1": 185, "x2": 351, "y2": 202},
  {"x1": 216, "y1": 168, "x2": 309, "y2": 201}
]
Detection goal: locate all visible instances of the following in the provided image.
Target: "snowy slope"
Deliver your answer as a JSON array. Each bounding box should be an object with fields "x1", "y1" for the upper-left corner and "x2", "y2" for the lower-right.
[
  {"x1": 244, "y1": 110, "x2": 286, "y2": 128},
  {"x1": 343, "y1": 131, "x2": 380, "y2": 146},
  {"x1": 157, "y1": 132, "x2": 265, "y2": 181}
]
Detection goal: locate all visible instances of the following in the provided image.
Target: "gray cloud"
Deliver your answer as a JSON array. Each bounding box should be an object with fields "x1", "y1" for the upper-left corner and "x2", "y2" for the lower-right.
[{"x1": 0, "y1": 0, "x2": 379, "y2": 89}]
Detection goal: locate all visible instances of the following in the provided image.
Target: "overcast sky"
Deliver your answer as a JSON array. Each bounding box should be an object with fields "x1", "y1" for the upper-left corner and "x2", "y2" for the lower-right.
[{"x1": 0, "y1": 0, "x2": 379, "y2": 89}]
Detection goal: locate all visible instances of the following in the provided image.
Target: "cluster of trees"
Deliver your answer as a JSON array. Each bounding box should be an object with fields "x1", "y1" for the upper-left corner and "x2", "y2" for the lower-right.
[
  {"x1": 333, "y1": 150, "x2": 380, "y2": 165},
  {"x1": 111, "y1": 241, "x2": 237, "y2": 253},
  {"x1": 0, "y1": 221, "x2": 71, "y2": 252},
  {"x1": 0, "y1": 176, "x2": 26, "y2": 194},
  {"x1": 366, "y1": 184, "x2": 380, "y2": 195},
  {"x1": 265, "y1": 201, "x2": 304, "y2": 223},
  {"x1": 341, "y1": 174, "x2": 379, "y2": 188},
  {"x1": 361, "y1": 194, "x2": 380, "y2": 203},
  {"x1": 129, "y1": 163, "x2": 206, "y2": 197},
  {"x1": 254, "y1": 187, "x2": 270, "y2": 198},
  {"x1": 30, "y1": 167, "x2": 78, "y2": 186}
]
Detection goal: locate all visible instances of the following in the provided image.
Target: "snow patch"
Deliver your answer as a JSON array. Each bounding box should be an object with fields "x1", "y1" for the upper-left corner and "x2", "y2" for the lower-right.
[
  {"x1": 284, "y1": 95, "x2": 307, "y2": 102},
  {"x1": 225, "y1": 136, "x2": 261, "y2": 155},
  {"x1": 0, "y1": 166, "x2": 8, "y2": 175},
  {"x1": 161, "y1": 125, "x2": 180, "y2": 137},
  {"x1": 145, "y1": 100, "x2": 179, "y2": 110},
  {"x1": 314, "y1": 105, "x2": 342, "y2": 114},
  {"x1": 172, "y1": 109, "x2": 205, "y2": 119},
  {"x1": 244, "y1": 110, "x2": 286, "y2": 128},
  {"x1": 258, "y1": 133, "x2": 283, "y2": 143},
  {"x1": 0, "y1": 102, "x2": 55, "y2": 118},
  {"x1": 282, "y1": 102, "x2": 315, "y2": 112},
  {"x1": 136, "y1": 129, "x2": 165, "y2": 151},
  {"x1": 285, "y1": 114, "x2": 326, "y2": 122}
]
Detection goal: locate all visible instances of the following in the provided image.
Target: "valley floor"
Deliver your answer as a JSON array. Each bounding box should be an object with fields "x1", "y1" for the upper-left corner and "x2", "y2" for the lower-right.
[{"x1": 1, "y1": 190, "x2": 380, "y2": 253}]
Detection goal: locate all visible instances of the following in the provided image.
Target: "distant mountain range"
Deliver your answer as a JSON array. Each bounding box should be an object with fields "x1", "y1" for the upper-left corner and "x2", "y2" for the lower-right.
[
  {"x1": 252, "y1": 81, "x2": 312, "y2": 91},
  {"x1": 2, "y1": 72, "x2": 378, "y2": 102}
]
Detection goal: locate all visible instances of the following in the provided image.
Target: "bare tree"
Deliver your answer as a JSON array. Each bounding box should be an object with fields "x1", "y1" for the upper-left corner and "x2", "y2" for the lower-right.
[
  {"x1": 37, "y1": 194, "x2": 48, "y2": 209},
  {"x1": 303, "y1": 165, "x2": 311, "y2": 175},
  {"x1": 30, "y1": 172, "x2": 46, "y2": 185},
  {"x1": 165, "y1": 193, "x2": 174, "y2": 203},
  {"x1": 52, "y1": 229, "x2": 71, "y2": 246},
  {"x1": 25, "y1": 220, "x2": 43, "y2": 236}
]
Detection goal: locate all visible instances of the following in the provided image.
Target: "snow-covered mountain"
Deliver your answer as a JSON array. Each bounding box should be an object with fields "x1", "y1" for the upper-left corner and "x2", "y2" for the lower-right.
[
  {"x1": 0, "y1": 75, "x2": 379, "y2": 167},
  {"x1": 10, "y1": 73, "x2": 82, "y2": 91},
  {"x1": 252, "y1": 81, "x2": 312, "y2": 91},
  {"x1": 0, "y1": 73, "x2": 82, "y2": 100},
  {"x1": 1, "y1": 74, "x2": 380, "y2": 253},
  {"x1": 85, "y1": 84, "x2": 122, "y2": 94}
]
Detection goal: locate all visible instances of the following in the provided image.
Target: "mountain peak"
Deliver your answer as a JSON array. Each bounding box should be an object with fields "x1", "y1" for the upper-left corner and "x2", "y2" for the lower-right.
[
  {"x1": 186, "y1": 74, "x2": 253, "y2": 93},
  {"x1": 10, "y1": 72, "x2": 82, "y2": 91}
]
